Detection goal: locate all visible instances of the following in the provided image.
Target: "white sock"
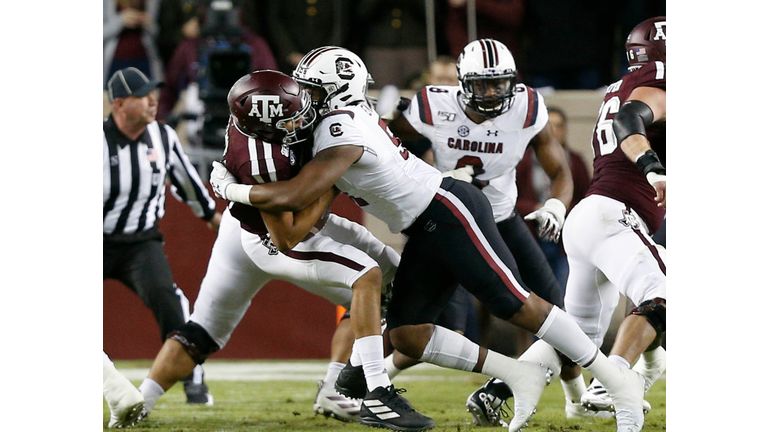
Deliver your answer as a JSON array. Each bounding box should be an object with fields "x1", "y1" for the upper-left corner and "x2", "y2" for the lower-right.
[
  {"x1": 419, "y1": 325, "x2": 479, "y2": 372},
  {"x1": 324, "y1": 361, "x2": 345, "y2": 385},
  {"x1": 138, "y1": 378, "x2": 165, "y2": 414},
  {"x1": 349, "y1": 346, "x2": 362, "y2": 367},
  {"x1": 633, "y1": 346, "x2": 666, "y2": 391},
  {"x1": 561, "y1": 374, "x2": 587, "y2": 404},
  {"x1": 518, "y1": 339, "x2": 562, "y2": 377},
  {"x1": 583, "y1": 352, "x2": 623, "y2": 390},
  {"x1": 535, "y1": 307, "x2": 599, "y2": 366},
  {"x1": 636, "y1": 346, "x2": 665, "y2": 369},
  {"x1": 354, "y1": 335, "x2": 391, "y2": 391},
  {"x1": 384, "y1": 354, "x2": 402, "y2": 380},
  {"x1": 609, "y1": 354, "x2": 631, "y2": 370},
  {"x1": 480, "y1": 350, "x2": 511, "y2": 378}
]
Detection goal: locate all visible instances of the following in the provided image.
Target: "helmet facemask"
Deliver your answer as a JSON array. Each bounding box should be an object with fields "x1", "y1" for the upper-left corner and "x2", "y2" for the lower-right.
[
  {"x1": 275, "y1": 90, "x2": 317, "y2": 145},
  {"x1": 461, "y1": 72, "x2": 517, "y2": 118}
]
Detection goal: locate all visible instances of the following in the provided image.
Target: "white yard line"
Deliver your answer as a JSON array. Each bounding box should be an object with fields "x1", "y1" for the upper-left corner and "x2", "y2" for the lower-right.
[
  {"x1": 117, "y1": 360, "x2": 666, "y2": 383},
  {"x1": 119, "y1": 360, "x2": 460, "y2": 382}
]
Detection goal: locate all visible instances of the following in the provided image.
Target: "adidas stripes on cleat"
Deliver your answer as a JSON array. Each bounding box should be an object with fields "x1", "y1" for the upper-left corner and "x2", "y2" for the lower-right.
[{"x1": 359, "y1": 385, "x2": 435, "y2": 431}]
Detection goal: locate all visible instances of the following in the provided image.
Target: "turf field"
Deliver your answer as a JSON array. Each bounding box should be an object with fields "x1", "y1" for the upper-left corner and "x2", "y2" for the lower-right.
[{"x1": 104, "y1": 359, "x2": 665, "y2": 431}]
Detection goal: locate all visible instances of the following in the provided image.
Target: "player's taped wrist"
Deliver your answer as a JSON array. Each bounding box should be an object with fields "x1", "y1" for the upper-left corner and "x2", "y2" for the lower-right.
[
  {"x1": 225, "y1": 183, "x2": 252, "y2": 205},
  {"x1": 541, "y1": 198, "x2": 566, "y2": 224},
  {"x1": 635, "y1": 150, "x2": 666, "y2": 186}
]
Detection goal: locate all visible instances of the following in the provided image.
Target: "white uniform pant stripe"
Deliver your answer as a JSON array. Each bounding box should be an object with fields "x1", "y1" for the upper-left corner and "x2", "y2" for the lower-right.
[{"x1": 436, "y1": 187, "x2": 529, "y2": 300}]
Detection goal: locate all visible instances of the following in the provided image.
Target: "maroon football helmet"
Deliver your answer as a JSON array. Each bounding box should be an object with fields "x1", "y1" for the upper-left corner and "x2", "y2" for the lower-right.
[
  {"x1": 227, "y1": 70, "x2": 316, "y2": 145},
  {"x1": 626, "y1": 17, "x2": 666, "y2": 70}
]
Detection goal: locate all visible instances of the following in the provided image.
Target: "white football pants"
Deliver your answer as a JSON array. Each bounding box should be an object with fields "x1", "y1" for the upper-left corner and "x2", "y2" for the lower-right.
[
  {"x1": 189, "y1": 209, "x2": 397, "y2": 349},
  {"x1": 562, "y1": 195, "x2": 666, "y2": 348}
]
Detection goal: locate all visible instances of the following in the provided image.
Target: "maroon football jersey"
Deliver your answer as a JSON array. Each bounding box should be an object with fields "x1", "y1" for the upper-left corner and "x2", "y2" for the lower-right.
[
  {"x1": 223, "y1": 117, "x2": 301, "y2": 235},
  {"x1": 586, "y1": 61, "x2": 666, "y2": 234}
]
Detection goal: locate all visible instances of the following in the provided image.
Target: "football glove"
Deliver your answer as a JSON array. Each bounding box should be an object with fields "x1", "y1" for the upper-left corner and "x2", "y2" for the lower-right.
[
  {"x1": 210, "y1": 161, "x2": 252, "y2": 204},
  {"x1": 524, "y1": 198, "x2": 567, "y2": 243},
  {"x1": 442, "y1": 165, "x2": 482, "y2": 183},
  {"x1": 210, "y1": 161, "x2": 235, "y2": 200}
]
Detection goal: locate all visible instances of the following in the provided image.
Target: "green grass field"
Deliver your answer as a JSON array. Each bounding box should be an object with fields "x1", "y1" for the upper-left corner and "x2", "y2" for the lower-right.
[{"x1": 104, "y1": 360, "x2": 665, "y2": 431}]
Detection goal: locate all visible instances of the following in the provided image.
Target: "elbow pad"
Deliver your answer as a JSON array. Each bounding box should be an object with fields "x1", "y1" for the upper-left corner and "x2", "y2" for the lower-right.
[{"x1": 613, "y1": 100, "x2": 655, "y2": 144}]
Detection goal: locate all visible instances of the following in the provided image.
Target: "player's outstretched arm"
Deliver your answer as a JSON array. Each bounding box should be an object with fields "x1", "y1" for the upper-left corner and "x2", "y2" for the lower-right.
[
  {"x1": 211, "y1": 145, "x2": 362, "y2": 212},
  {"x1": 261, "y1": 188, "x2": 338, "y2": 252}
]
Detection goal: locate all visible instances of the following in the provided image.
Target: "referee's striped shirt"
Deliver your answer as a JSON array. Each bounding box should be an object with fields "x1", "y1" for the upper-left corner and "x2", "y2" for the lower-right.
[{"x1": 103, "y1": 115, "x2": 217, "y2": 236}]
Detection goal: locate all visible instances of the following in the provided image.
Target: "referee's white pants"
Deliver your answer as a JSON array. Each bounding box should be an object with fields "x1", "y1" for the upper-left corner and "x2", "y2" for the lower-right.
[{"x1": 562, "y1": 195, "x2": 666, "y2": 349}]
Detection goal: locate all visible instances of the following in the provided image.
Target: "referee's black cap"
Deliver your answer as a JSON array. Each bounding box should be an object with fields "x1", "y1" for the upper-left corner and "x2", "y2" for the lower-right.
[{"x1": 107, "y1": 67, "x2": 164, "y2": 103}]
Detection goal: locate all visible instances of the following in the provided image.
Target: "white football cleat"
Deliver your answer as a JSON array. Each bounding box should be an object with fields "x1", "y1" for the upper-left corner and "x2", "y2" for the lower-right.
[
  {"x1": 565, "y1": 400, "x2": 613, "y2": 419},
  {"x1": 503, "y1": 361, "x2": 553, "y2": 432},
  {"x1": 104, "y1": 365, "x2": 146, "y2": 428},
  {"x1": 313, "y1": 380, "x2": 361, "y2": 422},
  {"x1": 606, "y1": 368, "x2": 646, "y2": 432},
  {"x1": 581, "y1": 378, "x2": 651, "y2": 414}
]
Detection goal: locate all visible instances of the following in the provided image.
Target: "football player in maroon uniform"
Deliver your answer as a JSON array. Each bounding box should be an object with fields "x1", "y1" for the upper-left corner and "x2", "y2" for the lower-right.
[
  {"x1": 461, "y1": 17, "x2": 666, "y2": 432},
  {"x1": 136, "y1": 71, "x2": 428, "y2": 429},
  {"x1": 569, "y1": 16, "x2": 667, "y2": 418}
]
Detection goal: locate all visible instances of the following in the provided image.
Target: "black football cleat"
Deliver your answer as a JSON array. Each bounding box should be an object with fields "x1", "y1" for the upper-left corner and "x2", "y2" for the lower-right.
[
  {"x1": 184, "y1": 380, "x2": 214, "y2": 406},
  {"x1": 465, "y1": 378, "x2": 513, "y2": 427},
  {"x1": 359, "y1": 385, "x2": 435, "y2": 431},
  {"x1": 334, "y1": 361, "x2": 368, "y2": 399}
]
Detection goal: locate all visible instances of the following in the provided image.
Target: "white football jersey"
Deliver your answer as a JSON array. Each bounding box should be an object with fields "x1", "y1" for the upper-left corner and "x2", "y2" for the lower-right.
[
  {"x1": 313, "y1": 102, "x2": 442, "y2": 233},
  {"x1": 404, "y1": 84, "x2": 548, "y2": 222}
]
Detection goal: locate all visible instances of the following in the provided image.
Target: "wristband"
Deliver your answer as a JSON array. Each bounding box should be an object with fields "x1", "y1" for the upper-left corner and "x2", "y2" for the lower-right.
[
  {"x1": 646, "y1": 172, "x2": 666, "y2": 185},
  {"x1": 225, "y1": 183, "x2": 252, "y2": 205},
  {"x1": 542, "y1": 198, "x2": 567, "y2": 222},
  {"x1": 635, "y1": 149, "x2": 666, "y2": 176}
]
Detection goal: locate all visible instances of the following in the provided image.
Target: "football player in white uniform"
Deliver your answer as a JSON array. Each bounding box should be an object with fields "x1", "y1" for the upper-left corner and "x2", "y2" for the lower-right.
[
  {"x1": 445, "y1": 21, "x2": 667, "y2": 431},
  {"x1": 387, "y1": 38, "x2": 581, "y2": 425},
  {"x1": 103, "y1": 351, "x2": 146, "y2": 428},
  {"x1": 211, "y1": 47, "x2": 645, "y2": 432},
  {"x1": 136, "y1": 71, "x2": 405, "y2": 425}
]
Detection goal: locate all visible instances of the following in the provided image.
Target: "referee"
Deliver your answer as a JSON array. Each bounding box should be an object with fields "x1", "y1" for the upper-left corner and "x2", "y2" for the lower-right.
[{"x1": 103, "y1": 67, "x2": 222, "y2": 405}]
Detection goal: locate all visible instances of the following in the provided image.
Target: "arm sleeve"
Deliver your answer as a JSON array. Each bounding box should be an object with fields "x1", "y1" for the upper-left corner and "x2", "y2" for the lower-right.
[{"x1": 164, "y1": 124, "x2": 217, "y2": 220}]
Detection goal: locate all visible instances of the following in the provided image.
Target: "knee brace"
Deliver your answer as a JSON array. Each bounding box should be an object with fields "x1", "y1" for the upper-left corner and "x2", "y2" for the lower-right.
[
  {"x1": 629, "y1": 297, "x2": 666, "y2": 336},
  {"x1": 167, "y1": 321, "x2": 220, "y2": 365}
]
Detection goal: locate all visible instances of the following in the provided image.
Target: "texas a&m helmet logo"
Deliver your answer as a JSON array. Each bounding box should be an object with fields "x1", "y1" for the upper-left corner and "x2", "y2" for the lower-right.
[
  {"x1": 248, "y1": 95, "x2": 283, "y2": 124},
  {"x1": 335, "y1": 58, "x2": 356, "y2": 80}
]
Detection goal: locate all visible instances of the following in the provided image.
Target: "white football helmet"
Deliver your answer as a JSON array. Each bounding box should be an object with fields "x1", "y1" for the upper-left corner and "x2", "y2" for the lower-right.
[
  {"x1": 292, "y1": 46, "x2": 373, "y2": 116},
  {"x1": 457, "y1": 39, "x2": 517, "y2": 117}
]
